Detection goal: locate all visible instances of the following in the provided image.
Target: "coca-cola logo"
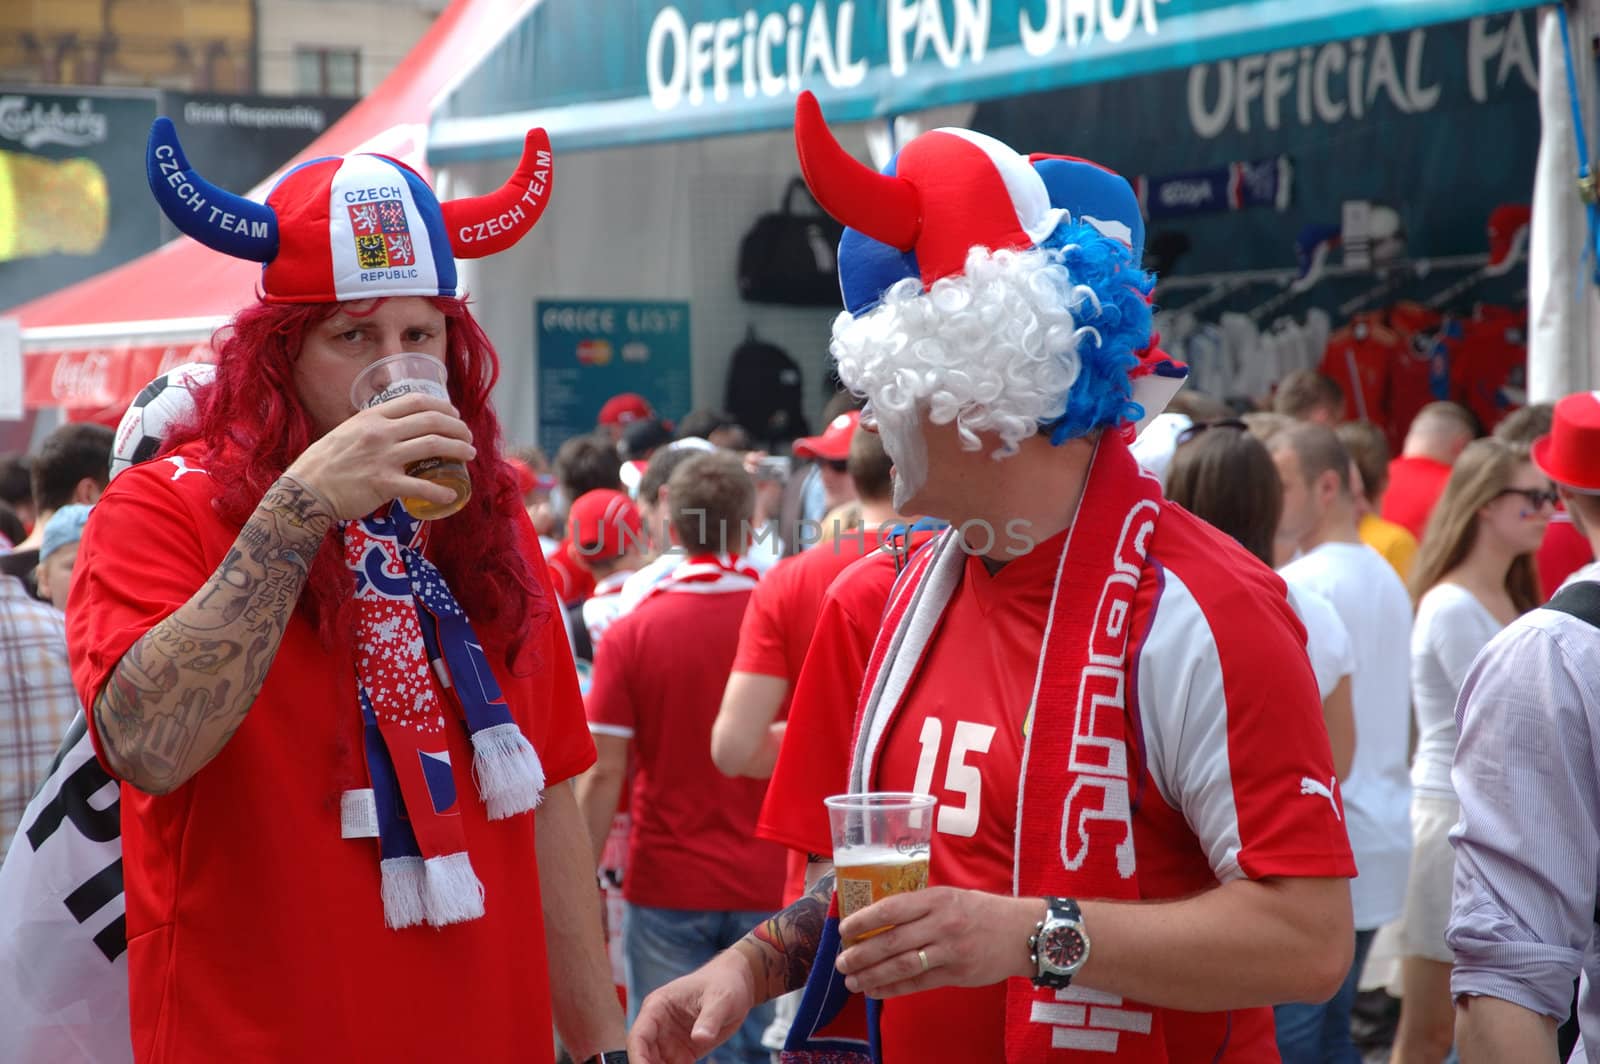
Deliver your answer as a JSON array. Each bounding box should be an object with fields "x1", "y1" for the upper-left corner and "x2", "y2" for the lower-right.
[
  {"x1": 50, "y1": 352, "x2": 112, "y2": 403},
  {"x1": 0, "y1": 96, "x2": 108, "y2": 150}
]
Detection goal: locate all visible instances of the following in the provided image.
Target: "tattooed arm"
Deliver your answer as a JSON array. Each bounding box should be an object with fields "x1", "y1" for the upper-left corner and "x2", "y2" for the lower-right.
[
  {"x1": 732, "y1": 862, "x2": 835, "y2": 999},
  {"x1": 93, "y1": 475, "x2": 335, "y2": 794},
  {"x1": 630, "y1": 858, "x2": 835, "y2": 1063},
  {"x1": 92, "y1": 390, "x2": 480, "y2": 796}
]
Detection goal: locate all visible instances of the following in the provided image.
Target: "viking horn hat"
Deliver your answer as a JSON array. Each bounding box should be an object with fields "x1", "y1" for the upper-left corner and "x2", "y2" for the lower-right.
[
  {"x1": 146, "y1": 117, "x2": 553, "y2": 303},
  {"x1": 793, "y1": 91, "x2": 1186, "y2": 434}
]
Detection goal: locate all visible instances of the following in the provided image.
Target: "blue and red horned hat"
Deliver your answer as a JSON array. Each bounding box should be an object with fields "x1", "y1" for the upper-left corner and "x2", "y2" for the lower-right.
[
  {"x1": 146, "y1": 117, "x2": 552, "y2": 303},
  {"x1": 793, "y1": 92, "x2": 1185, "y2": 435}
]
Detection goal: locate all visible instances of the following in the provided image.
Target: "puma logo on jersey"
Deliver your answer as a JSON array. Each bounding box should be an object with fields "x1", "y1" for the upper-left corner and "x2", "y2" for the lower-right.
[
  {"x1": 1300, "y1": 776, "x2": 1340, "y2": 820},
  {"x1": 164, "y1": 456, "x2": 205, "y2": 481}
]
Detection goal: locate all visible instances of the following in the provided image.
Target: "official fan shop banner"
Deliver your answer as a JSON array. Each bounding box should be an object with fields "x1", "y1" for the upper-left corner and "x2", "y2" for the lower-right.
[
  {"x1": 0, "y1": 89, "x2": 162, "y2": 313},
  {"x1": 0, "y1": 713, "x2": 132, "y2": 1064},
  {"x1": 975, "y1": 10, "x2": 1540, "y2": 276},
  {"x1": 429, "y1": 0, "x2": 1541, "y2": 161}
]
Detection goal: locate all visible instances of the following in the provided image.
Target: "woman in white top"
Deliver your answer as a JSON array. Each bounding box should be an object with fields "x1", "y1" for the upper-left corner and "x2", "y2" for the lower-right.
[
  {"x1": 1391, "y1": 437, "x2": 1553, "y2": 1064},
  {"x1": 1164, "y1": 419, "x2": 1355, "y2": 776}
]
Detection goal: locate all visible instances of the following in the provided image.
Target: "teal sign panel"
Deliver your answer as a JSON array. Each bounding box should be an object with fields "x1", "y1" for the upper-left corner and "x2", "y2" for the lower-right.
[{"x1": 535, "y1": 299, "x2": 693, "y2": 456}]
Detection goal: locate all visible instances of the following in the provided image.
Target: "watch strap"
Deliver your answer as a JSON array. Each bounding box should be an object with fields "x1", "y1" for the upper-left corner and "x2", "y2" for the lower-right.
[{"x1": 583, "y1": 1053, "x2": 629, "y2": 1064}]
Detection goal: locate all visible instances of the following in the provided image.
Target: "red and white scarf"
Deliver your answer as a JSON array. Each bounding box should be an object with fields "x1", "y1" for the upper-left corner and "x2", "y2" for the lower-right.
[
  {"x1": 641, "y1": 553, "x2": 760, "y2": 603},
  {"x1": 848, "y1": 431, "x2": 1167, "y2": 1062}
]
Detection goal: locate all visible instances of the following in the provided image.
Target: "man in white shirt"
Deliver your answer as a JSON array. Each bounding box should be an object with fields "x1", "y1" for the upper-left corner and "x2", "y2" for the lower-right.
[{"x1": 1267, "y1": 421, "x2": 1414, "y2": 1064}]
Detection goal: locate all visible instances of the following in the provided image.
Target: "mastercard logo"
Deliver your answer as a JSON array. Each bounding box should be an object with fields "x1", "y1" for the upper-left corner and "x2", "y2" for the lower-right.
[{"x1": 577, "y1": 339, "x2": 613, "y2": 366}]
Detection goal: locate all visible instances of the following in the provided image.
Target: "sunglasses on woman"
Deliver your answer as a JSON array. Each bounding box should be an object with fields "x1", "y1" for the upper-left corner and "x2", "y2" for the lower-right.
[
  {"x1": 1495, "y1": 487, "x2": 1560, "y2": 509},
  {"x1": 1175, "y1": 418, "x2": 1249, "y2": 447}
]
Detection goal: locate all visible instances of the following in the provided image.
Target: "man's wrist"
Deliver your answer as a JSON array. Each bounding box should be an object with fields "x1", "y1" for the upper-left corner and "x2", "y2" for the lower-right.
[
  {"x1": 728, "y1": 937, "x2": 771, "y2": 1002},
  {"x1": 579, "y1": 1053, "x2": 628, "y2": 1064},
  {"x1": 1014, "y1": 896, "x2": 1050, "y2": 980}
]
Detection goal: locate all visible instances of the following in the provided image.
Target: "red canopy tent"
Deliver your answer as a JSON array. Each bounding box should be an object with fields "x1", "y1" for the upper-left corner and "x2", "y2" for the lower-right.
[{"x1": 8, "y1": 0, "x2": 530, "y2": 424}]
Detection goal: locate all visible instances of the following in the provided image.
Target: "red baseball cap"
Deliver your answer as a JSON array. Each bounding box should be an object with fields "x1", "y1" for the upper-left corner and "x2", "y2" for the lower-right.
[
  {"x1": 794, "y1": 410, "x2": 860, "y2": 462},
  {"x1": 1533, "y1": 391, "x2": 1600, "y2": 493},
  {"x1": 567, "y1": 489, "x2": 644, "y2": 558},
  {"x1": 598, "y1": 393, "x2": 653, "y2": 428}
]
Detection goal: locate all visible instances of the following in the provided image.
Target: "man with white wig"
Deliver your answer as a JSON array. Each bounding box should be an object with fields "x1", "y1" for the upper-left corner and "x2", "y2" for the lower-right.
[{"x1": 631, "y1": 94, "x2": 1356, "y2": 1063}]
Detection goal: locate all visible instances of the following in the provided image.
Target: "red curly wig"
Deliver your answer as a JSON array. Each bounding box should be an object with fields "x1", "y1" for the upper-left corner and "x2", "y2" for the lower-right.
[{"x1": 163, "y1": 295, "x2": 549, "y2": 673}]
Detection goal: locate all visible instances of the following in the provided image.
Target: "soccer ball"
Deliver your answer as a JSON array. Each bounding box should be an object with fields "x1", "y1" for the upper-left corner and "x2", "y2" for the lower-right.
[{"x1": 109, "y1": 362, "x2": 217, "y2": 481}]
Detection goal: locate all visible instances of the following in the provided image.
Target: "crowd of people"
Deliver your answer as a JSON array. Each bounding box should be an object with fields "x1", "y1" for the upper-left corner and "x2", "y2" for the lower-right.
[{"x1": 0, "y1": 93, "x2": 1597, "y2": 1064}]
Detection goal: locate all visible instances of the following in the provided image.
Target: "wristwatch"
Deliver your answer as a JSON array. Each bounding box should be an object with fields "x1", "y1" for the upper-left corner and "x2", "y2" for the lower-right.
[
  {"x1": 581, "y1": 1053, "x2": 628, "y2": 1064},
  {"x1": 1029, "y1": 896, "x2": 1090, "y2": 989}
]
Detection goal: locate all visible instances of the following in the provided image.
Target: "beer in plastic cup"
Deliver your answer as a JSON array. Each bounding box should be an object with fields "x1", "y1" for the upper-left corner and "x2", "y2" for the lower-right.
[
  {"x1": 825, "y1": 792, "x2": 936, "y2": 944},
  {"x1": 350, "y1": 353, "x2": 472, "y2": 521}
]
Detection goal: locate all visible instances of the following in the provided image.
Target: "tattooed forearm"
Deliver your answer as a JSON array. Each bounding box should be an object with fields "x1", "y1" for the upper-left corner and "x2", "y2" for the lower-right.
[
  {"x1": 94, "y1": 475, "x2": 335, "y2": 794},
  {"x1": 737, "y1": 869, "x2": 836, "y2": 1000}
]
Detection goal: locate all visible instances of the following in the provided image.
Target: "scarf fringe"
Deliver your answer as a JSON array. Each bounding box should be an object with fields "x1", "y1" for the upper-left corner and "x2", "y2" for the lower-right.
[
  {"x1": 380, "y1": 857, "x2": 428, "y2": 930},
  {"x1": 422, "y1": 852, "x2": 487, "y2": 926},
  {"x1": 471, "y1": 722, "x2": 546, "y2": 820}
]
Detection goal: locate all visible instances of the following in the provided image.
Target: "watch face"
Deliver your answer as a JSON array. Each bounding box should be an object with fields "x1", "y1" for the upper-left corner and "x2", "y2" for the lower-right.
[{"x1": 1042, "y1": 925, "x2": 1087, "y2": 972}]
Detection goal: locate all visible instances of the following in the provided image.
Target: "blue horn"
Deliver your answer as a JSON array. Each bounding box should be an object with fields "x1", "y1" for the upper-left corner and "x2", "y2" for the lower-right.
[{"x1": 146, "y1": 117, "x2": 278, "y2": 263}]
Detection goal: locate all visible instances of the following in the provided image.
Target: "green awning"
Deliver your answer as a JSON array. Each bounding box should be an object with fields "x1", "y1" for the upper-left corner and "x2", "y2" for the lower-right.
[{"x1": 430, "y1": 0, "x2": 1545, "y2": 162}]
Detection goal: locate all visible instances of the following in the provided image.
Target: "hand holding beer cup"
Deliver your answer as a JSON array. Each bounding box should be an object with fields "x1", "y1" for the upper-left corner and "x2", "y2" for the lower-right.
[
  {"x1": 826, "y1": 792, "x2": 936, "y2": 946},
  {"x1": 350, "y1": 353, "x2": 473, "y2": 520}
]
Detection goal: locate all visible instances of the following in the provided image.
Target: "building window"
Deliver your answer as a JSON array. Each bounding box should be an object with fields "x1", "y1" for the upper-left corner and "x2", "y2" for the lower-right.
[{"x1": 295, "y1": 47, "x2": 359, "y2": 96}]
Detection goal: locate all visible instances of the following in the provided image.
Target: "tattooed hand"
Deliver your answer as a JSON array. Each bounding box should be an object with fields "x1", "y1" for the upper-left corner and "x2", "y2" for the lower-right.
[
  {"x1": 93, "y1": 475, "x2": 335, "y2": 794},
  {"x1": 629, "y1": 865, "x2": 835, "y2": 1063},
  {"x1": 285, "y1": 391, "x2": 475, "y2": 521}
]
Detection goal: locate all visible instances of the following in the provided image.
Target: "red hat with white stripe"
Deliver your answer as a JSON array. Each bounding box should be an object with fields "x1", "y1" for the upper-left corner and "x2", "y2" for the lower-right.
[
  {"x1": 146, "y1": 117, "x2": 552, "y2": 303},
  {"x1": 568, "y1": 489, "x2": 644, "y2": 559},
  {"x1": 794, "y1": 410, "x2": 860, "y2": 462},
  {"x1": 1533, "y1": 391, "x2": 1600, "y2": 493}
]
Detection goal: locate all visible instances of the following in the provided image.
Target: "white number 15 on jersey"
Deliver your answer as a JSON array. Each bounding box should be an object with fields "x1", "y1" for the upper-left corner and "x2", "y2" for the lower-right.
[{"x1": 911, "y1": 718, "x2": 997, "y2": 838}]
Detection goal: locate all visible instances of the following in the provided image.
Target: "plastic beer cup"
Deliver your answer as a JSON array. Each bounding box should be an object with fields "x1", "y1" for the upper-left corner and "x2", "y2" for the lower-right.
[
  {"x1": 825, "y1": 792, "x2": 936, "y2": 945},
  {"x1": 350, "y1": 352, "x2": 472, "y2": 521}
]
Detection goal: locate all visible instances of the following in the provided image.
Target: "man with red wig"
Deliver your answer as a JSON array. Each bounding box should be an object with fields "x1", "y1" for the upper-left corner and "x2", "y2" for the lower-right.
[
  {"x1": 631, "y1": 96, "x2": 1356, "y2": 1063},
  {"x1": 65, "y1": 120, "x2": 625, "y2": 1062}
]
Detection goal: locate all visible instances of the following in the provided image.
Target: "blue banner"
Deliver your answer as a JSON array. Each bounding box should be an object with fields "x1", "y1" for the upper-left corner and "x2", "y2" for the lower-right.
[
  {"x1": 431, "y1": 0, "x2": 1542, "y2": 161},
  {"x1": 535, "y1": 299, "x2": 693, "y2": 456},
  {"x1": 972, "y1": 10, "x2": 1539, "y2": 275}
]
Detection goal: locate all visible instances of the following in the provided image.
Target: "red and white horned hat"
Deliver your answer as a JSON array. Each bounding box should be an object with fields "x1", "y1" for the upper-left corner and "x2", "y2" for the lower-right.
[
  {"x1": 146, "y1": 117, "x2": 553, "y2": 303},
  {"x1": 792, "y1": 91, "x2": 1185, "y2": 442}
]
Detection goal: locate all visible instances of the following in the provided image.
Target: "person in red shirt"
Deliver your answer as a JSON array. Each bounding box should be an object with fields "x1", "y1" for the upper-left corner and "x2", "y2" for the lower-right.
[
  {"x1": 1383, "y1": 401, "x2": 1476, "y2": 540},
  {"x1": 71, "y1": 122, "x2": 624, "y2": 1063},
  {"x1": 632, "y1": 97, "x2": 1353, "y2": 1063},
  {"x1": 576, "y1": 452, "x2": 787, "y2": 1063},
  {"x1": 710, "y1": 417, "x2": 880, "y2": 782}
]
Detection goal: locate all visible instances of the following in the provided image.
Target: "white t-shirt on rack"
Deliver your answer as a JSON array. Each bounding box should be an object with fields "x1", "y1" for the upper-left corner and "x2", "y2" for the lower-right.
[{"x1": 1280, "y1": 540, "x2": 1414, "y2": 930}]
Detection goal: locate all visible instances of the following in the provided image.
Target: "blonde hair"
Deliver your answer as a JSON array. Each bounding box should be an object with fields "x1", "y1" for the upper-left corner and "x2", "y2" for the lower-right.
[
  {"x1": 816, "y1": 501, "x2": 864, "y2": 545},
  {"x1": 1409, "y1": 437, "x2": 1540, "y2": 613}
]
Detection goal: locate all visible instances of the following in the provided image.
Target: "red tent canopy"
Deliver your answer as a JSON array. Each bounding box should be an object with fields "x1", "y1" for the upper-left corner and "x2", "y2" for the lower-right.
[{"x1": 11, "y1": 0, "x2": 530, "y2": 423}]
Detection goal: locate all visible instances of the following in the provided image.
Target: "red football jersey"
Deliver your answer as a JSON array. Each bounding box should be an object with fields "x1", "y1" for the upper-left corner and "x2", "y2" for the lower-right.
[
  {"x1": 765, "y1": 513, "x2": 1353, "y2": 1062},
  {"x1": 587, "y1": 584, "x2": 787, "y2": 913},
  {"x1": 732, "y1": 533, "x2": 880, "y2": 681},
  {"x1": 69, "y1": 443, "x2": 596, "y2": 1063}
]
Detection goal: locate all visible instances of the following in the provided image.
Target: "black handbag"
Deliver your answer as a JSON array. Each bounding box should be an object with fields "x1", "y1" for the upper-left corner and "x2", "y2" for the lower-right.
[{"x1": 737, "y1": 178, "x2": 844, "y2": 306}]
